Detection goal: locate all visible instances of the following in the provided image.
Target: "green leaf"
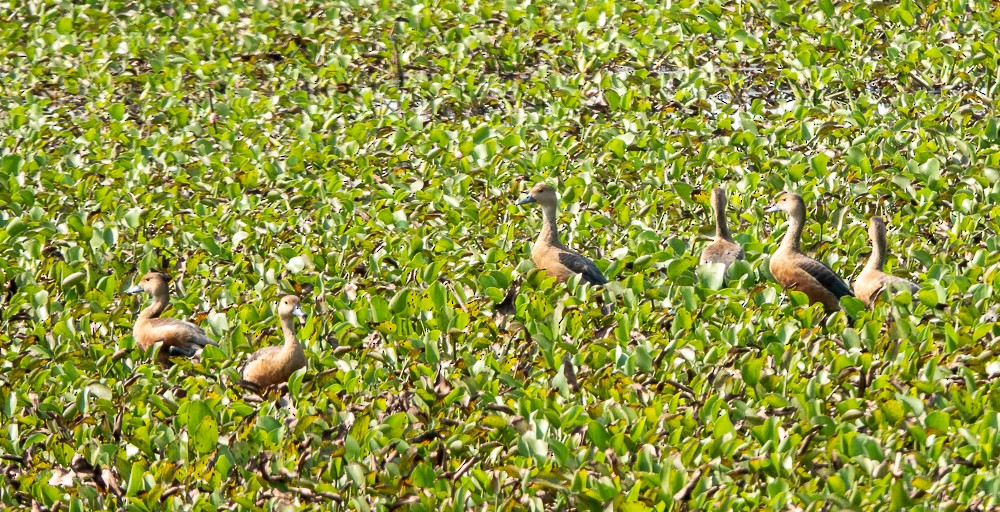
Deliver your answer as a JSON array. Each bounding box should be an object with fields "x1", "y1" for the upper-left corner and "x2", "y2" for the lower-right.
[
  {"x1": 56, "y1": 17, "x2": 73, "y2": 35},
  {"x1": 288, "y1": 366, "x2": 306, "y2": 398},
  {"x1": 880, "y1": 400, "x2": 904, "y2": 425},
  {"x1": 6, "y1": 218, "x2": 27, "y2": 237},
  {"x1": 696, "y1": 263, "x2": 726, "y2": 290},
  {"x1": 186, "y1": 400, "x2": 213, "y2": 432},
  {"x1": 126, "y1": 462, "x2": 146, "y2": 496},
  {"x1": 896, "y1": 394, "x2": 925, "y2": 416},
  {"x1": 109, "y1": 103, "x2": 125, "y2": 121},
  {"x1": 714, "y1": 413, "x2": 733, "y2": 438},
  {"x1": 123, "y1": 207, "x2": 142, "y2": 228},
  {"x1": 60, "y1": 271, "x2": 86, "y2": 290},
  {"x1": 917, "y1": 289, "x2": 939, "y2": 308},
  {"x1": 895, "y1": 7, "x2": 914, "y2": 25},
  {"x1": 587, "y1": 420, "x2": 610, "y2": 450},
  {"x1": 429, "y1": 281, "x2": 447, "y2": 310},
  {"x1": 818, "y1": 0, "x2": 834, "y2": 17},
  {"x1": 206, "y1": 312, "x2": 228, "y2": 337},
  {"x1": 742, "y1": 358, "x2": 763, "y2": 387},
  {"x1": 605, "y1": 138, "x2": 625, "y2": 159},
  {"x1": 925, "y1": 411, "x2": 949, "y2": 434},
  {"x1": 810, "y1": 153, "x2": 829, "y2": 174},
  {"x1": 411, "y1": 463, "x2": 437, "y2": 488},
  {"x1": 346, "y1": 463, "x2": 366, "y2": 487},
  {"x1": 192, "y1": 416, "x2": 219, "y2": 455},
  {"x1": 841, "y1": 296, "x2": 866, "y2": 320},
  {"x1": 2, "y1": 154, "x2": 23, "y2": 174},
  {"x1": 286, "y1": 256, "x2": 307, "y2": 273}
]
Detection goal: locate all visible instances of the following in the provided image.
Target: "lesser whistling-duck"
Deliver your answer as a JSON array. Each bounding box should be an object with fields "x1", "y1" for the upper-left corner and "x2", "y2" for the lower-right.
[
  {"x1": 126, "y1": 271, "x2": 218, "y2": 358},
  {"x1": 699, "y1": 187, "x2": 745, "y2": 272},
  {"x1": 240, "y1": 295, "x2": 307, "y2": 388},
  {"x1": 516, "y1": 183, "x2": 608, "y2": 286},
  {"x1": 853, "y1": 216, "x2": 920, "y2": 306},
  {"x1": 765, "y1": 192, "x2": 853, "y2": 312}
]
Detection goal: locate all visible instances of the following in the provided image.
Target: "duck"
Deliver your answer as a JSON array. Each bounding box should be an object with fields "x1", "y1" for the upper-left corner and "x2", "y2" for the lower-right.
[
  {"x1": 240, "y1": 295, "x2": 307, "y2": 388},
  {"x1": 765, "y1": 192, "x2": 853, "y2": 312},
  {"x1": 126, "y1": 271, "x2": 218, "y2": 360},
  {"x1": 699, "y1": 186, "x2": 744, "y2": 272},
  {"x1": 853, "y1": 216, "x2": 920, "y2": 306},
  {"x1": 516, "y1": 183, "x2": 608, "y2": 286}
]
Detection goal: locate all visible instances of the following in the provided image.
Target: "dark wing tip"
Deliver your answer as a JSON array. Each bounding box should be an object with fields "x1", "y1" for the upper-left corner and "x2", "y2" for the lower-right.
[
  {"x1": 167, "y1": 345, "x2": 197, "y2": 357},
  {"x1": 583, "y1": 267, "x2": 609, "y2": 286}
]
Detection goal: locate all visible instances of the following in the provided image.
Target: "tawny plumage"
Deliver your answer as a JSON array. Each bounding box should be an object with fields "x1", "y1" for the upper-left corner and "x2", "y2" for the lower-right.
[
  {"x1": 516, "y1": 184, "x2": 608, "y2": 286},
  {"x1": 765, "y1": 193, "x2": 853, "y2": 312},
  {"x1": 854, "y1": 216, "x2": 920, "y2": 306},
  {"x1": 240, "y1": 295, "x2": 307, "y2": 388},
  {"x1": 699, "y1": 187, "x2": 744, "y2": 271},
  {"x1": 126, "y1": 271, "x2": 218, "y2": 361}
]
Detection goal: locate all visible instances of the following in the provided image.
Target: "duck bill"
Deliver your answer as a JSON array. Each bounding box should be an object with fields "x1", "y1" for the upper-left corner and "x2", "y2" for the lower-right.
[
  {"x1": 516, "y1": 194, "x2": 536, "y2": 205},
  {"x1": 293, "y1": 306, "x2": 306, "y2": 319},
  {"x1": 764, "y1": 204, "x2": 780, "y2": 213},
  {"x1": 125, "y1": 284, "x2": 144, "y2": 295}
]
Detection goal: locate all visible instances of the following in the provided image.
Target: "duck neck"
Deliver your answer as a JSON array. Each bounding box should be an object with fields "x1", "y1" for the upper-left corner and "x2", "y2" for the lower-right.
[
  {"x1": 536, "y1": 203, "x2": 561, "y2": 247},
  {"x1": 865, "y1": 230, "x2": 887, "y2": 271},
  {"x1": 714, "y1": 204, "x2": 732, "y2": 241},
  {"x1": 781, "y1": 212, "x2": 804, "y2": 253},
  {"x1": 280, "y1": 314, "x2": 301, "y2": 349},
  {"x1": 139, "y1": 293, "x2": 169, "y2": 320}
]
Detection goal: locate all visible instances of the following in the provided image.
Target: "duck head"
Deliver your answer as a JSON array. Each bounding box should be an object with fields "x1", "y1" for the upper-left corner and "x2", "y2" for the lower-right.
[
  {"x1": 764, "y1": 192, "x2": 805, "y2": 217},
  {"x1": 516, "y1": 183, "x2": 558, "y2": 207},
  {"x1": 278, "y1": 295, "x2": 306, "y2": 321},
  {"x1": 125, "y1": 271, "x2": 171, "y2": 296}
]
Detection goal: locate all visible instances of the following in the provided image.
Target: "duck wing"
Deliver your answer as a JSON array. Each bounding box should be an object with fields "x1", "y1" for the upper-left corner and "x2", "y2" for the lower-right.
[
  {"x1": 798, "y1": 257, "x2": 853, "y2": 298},
  {"x1": 147, "y1": 318, "x2": 219, "y2": 347},
  {"x1": 239, "y1": 345, "x2": 282, "y2": 378},
  {"x1": 558, "y1": 251, "x2": 608, "y2": 285}
]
